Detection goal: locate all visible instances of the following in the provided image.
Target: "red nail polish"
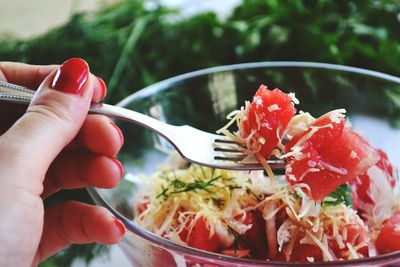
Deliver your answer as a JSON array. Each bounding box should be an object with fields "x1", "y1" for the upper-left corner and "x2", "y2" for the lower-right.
[
  {"x1": 97, "y1": 77, "x2": 107, "y2": 100},
  {"x1": 52, "y1": 58, "x2": 89, "y2": 95},
  {"x1": 111, "y1": 157, "x2": 124, "y2": 177},
  {"x1": 111, "y1": 122, "x2": 124, "y2": 146},
  {"x1": 112, "y1": 216, "x2": 126, "y2": 235}
]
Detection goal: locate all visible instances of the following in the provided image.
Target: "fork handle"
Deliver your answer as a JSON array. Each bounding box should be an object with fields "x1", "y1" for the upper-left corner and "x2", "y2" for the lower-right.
[{"x1": 0, "y1": 80, "x2": 175, "y2": 137}]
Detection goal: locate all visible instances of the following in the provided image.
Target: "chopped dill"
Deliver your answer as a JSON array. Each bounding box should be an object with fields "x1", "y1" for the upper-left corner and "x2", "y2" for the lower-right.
[
  {"x1": 227, "y1": 185, "x2": 242, "y2": 190},
  {"x1": 156, "y1": 184, "x2": 169, "y2": 199},
  {"x1": 169, "y1": 175, "x2": 222, "y2": 195},
  {"x1": 155, "y1": 168, "x2": 242, "y2": 200},
  {"x1": 171, "y1": 179, "x2": 186, "y2": 189}
]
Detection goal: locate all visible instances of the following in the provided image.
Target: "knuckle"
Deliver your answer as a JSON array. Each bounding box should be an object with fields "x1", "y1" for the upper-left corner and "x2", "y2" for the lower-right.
[
  {"x1": 27, "y1": 95, "x2": 74, "y2": 129},
  {"x1": 27, "y1": 105, "x2": 72, "y2": 129}
]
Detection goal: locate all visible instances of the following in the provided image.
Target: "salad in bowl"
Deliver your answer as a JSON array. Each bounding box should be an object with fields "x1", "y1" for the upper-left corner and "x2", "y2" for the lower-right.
[
  {"x1": 133, "y1": 84, "x2": 399, "y2": 263},
  {"x1": 88, "y1": 62, "x2": 400, "y2": 266}
]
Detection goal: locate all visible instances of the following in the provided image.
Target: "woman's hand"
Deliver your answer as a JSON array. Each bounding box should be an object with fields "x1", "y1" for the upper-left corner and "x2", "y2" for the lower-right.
[{"x1": 0, "y1": 58, "x2": 125, "y2": 266}]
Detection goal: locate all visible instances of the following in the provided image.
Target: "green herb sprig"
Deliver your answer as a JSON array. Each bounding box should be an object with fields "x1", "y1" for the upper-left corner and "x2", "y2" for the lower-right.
[
  {"x1": 156, "y1": 169, "x2": 242, "y2": 200},
  {"x1": 323, "y1": 184, "x2": 353, "y2": 207}
]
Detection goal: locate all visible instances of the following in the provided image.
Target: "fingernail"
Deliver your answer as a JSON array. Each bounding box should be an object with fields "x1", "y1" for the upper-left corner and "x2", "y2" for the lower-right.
[
  {"x1": 111, "y1": 122, "x2": 124, "y2": 146},
  {"x1": 111, "y1": 157, "x2": 124, "y2": 177},
  {"x1": 97, "y1": 77, "x2": 107, "y2": 100},
  {"x1": 112, "y1": 216, "x2": 126, "y2": 235},
  {"x1": 52, "y1": 58, "x2": 89, "y2": 95}
]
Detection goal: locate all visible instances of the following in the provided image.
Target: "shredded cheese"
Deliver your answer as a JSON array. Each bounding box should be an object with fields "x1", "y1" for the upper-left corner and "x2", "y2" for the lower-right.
[
  {"x1": 134, "y1": 85, "x2": 400, "y2": 264},
  {"x1": 350, "y1": 150, "x2": 358, "y2": 159},
  {"x1": 318, "y1": 161, "x2": 348, "y2": 175},
  {"x1": 268, "y1": 104, "x2": 281, "y2": 112},
  {"x1": 307, "y1": 257, "x2": 315, "y2": 262},
  {"x1": 135, "y1": 155, "x2": 369, "y2": 262},
  {"x1": 288, "y1": 92, "x2": 300, "y2": 105},
  {"x1": 306, "y1": 231, "x2": 335, "y2": 261}
]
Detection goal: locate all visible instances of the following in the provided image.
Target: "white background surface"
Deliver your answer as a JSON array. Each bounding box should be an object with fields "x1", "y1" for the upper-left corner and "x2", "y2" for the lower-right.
[
  {"x1": 0, "y1": 0, "x2": 240, "y2": 39},
  {"x1": 0, "y1": 0, "x2": 114, "y2": 39}
]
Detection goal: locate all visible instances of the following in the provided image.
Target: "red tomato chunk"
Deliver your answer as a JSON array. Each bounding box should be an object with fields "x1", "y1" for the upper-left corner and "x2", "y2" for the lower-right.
[
  {"x1": 285, "y1": 115, "x2": 380, "y2": 201},
  {"x1": 185, "y1": 217, "x2": 223, "y2": 252},
  {"x1": 376, "y1": 211, "x2": 400, "y2": 254},
  {"x1": 241, "y1": 85, "x2": 296, "y2": 157}
]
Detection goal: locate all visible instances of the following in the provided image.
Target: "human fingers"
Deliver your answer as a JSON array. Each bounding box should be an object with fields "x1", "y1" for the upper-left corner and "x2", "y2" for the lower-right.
[
  {"x1": 0, "y1": 58, "x2": 94, "y2": 194},
  {"x1": 34, "y1": 201, "x2": 125, "y2": 264},
  {"x1": 0, "y1": 61, "x2": 106, "y2": 135},
  {"x1": 42, "y1": 149, "x2": 123, "y2": 198},
  {"x1": 0, "y1": 61, "x2": 106, "y2": 102},
  {"x1": 0, "y1": 62, "x2": 56, "y2": 89},
  {"x1": 0, "y1": 62, "x2": 55, "y2": 134},
  {"x1": 77, "y1": 115, "x2": 124, "y2": 157},
  {"x1": 41, "y1": 114, "x2": 125, "y2": 198}
]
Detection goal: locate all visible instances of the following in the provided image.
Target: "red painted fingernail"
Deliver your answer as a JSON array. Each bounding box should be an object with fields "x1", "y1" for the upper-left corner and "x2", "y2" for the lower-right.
[
  {"x1": 112, "y1": 216, "x2": 126, "y2": 235},
  {"x1": 111, "y1": 157, "x2": 124, "y2": 177},
  {"x1": 111, "y1": 122, "x2": 124, "y2": 146},
  {"x1": 51, "y1": 58, "x2": 89, "y2": 95},
  {"x1": 97, "y1": 77, "x2": 107, "y2": 100}
]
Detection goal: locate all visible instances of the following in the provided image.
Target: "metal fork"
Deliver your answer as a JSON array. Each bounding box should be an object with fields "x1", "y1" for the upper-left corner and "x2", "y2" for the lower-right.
[{"x1": 0, "y1": 80, "x2": 285, "y2": 170}]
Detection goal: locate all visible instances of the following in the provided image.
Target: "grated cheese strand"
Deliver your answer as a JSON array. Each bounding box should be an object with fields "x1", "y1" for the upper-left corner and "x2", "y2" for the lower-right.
[{"x1": 306, "y1": 231, "x2": 335, "y2": 261}]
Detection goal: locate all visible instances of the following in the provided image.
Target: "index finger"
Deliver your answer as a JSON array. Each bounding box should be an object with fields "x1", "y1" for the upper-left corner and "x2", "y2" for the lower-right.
[
  {"x1": 0, "y1": 61, "x2": 107, "y2": 102},
  {"x1": 0, "y1": 61, "x2": 58, "y2": 89}
]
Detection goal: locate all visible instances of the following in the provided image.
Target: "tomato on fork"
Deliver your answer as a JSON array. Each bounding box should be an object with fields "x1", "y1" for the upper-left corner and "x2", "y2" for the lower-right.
[{"x1": 241, "y1": 85, "x2": 296, "y2": 158}]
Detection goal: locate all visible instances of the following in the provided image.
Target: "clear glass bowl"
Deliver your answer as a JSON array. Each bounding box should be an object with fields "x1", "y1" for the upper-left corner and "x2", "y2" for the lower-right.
[{"x1": 88, "y1": 62, "x2": 400, "y2": 266}]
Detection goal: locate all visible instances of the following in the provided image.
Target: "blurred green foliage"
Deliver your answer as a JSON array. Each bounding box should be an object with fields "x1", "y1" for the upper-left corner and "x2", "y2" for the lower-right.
[
  {"x1": 38, "y1": 242, "x2": 109, "y2": 267},
  {"x1": 1, "y1": 0, "x2": 399, "y2": 105},
  {"x1": 1, "y1": 0, "x2": 399, "y2": 266}
]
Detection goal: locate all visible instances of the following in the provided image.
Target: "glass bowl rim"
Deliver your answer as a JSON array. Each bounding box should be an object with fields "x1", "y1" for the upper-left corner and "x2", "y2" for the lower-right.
[
  {"x1": 88, "y1": 61, "x2": 400, "y2": 266},
  {"x1": 117, "y1": 61, "x2": 400, "y2": 107}
]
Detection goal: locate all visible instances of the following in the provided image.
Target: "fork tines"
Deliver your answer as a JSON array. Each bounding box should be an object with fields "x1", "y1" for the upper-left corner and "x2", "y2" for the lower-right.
[
  {"x1": 214, "y1": 155, "x2": 247, "y2": 161},
  {"x1": 213, "y1": 147, "x2": 244, "y2": 153},
  {"x1": 213, "y1": 137, "x2": 285, "y2": 170},
  {"x1": 214, "y1": 138, "x2": 245, "y2": 151},
  {"x1": 213, "y1": 138, "x2": 247, "y2": 161},
  {"x1": 214, "y1": 138, "x2": 244, "y2": 145}
]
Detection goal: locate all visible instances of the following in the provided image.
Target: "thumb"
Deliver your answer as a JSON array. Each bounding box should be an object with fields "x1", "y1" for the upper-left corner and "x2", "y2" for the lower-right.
[{"x1": 0, "y1": 58, "x2": 94, "y2": 189}]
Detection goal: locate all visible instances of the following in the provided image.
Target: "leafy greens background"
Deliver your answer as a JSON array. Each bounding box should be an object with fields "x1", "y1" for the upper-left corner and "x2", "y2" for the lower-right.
[
  {"x1": 1, "y1": 0, "x2": 399, "y2": 104},
  {"x1": 1, "y1": 0, "x2": 399, "y2": 266}
]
